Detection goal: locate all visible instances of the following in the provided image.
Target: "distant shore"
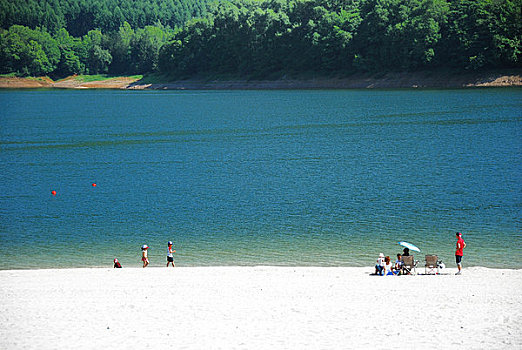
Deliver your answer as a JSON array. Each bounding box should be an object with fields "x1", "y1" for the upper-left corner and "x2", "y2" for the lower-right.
[
  {"x1": 1, "y1": 266, "x2": 521, "y2": 349},
  {"x1": 1, "y1": 70, "x2": 521, "y2": 90}
]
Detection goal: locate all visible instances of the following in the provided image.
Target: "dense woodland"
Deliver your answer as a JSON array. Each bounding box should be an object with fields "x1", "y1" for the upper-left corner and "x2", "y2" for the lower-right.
[{"x1": 0, "y1": 0, "x2": 520, "y2": 78}]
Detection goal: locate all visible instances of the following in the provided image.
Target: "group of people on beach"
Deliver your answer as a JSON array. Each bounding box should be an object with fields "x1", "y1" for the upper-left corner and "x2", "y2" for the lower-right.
[
  {"x1": 374, "y1": 232, "x2": 467, "y2": 275},
  {"x1": 374, "y1": 250, "x2": 410, "y2": 276},
  {"x1": 113, "y1": 241, "x2": 176, "y2": 268}
]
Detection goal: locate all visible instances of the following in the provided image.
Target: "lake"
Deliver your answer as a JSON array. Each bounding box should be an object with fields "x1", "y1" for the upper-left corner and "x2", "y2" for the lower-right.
[{"x1": 0, "y1": 88, "x2": 521, "y2": 269}]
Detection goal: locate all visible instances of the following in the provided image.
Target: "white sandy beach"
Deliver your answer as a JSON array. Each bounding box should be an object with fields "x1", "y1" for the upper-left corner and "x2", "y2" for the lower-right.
[{"x1": 1, "y1": 266, "x2": 521, "y2": 349}]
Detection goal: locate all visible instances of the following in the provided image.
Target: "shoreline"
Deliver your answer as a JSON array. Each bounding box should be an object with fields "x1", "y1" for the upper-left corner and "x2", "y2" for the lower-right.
[
  {"x1": 1, "y1": 70, "x2": 521, "y2": 90},
  {"x1": 1, "y1": 265, "x2": 521, "y2": 271},
  {"x1": 2, "y1": 266, "x2": 521, "y2": 349}
]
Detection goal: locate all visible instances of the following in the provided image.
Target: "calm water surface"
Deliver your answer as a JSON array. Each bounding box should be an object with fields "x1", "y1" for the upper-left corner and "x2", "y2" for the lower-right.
[{"x1": 1, "y1": 89, "x2": 521, "y2": 269}]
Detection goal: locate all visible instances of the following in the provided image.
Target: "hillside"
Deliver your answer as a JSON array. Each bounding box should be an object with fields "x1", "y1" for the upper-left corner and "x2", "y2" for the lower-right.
[{"x1": 1, "y1": 0, "x2": 521, "y2": 81}]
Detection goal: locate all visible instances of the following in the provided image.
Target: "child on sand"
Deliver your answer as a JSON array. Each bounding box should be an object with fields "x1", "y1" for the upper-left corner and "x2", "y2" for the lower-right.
[
  {"x1": 113, "y1": 258, "x2": 122, "y2": 268},
  {"x1": 166, "y1": 241, "x2": 176, "y2": 267},
  {"x1": 141, "y1": 245, "x2": 149, "y2": 268}
]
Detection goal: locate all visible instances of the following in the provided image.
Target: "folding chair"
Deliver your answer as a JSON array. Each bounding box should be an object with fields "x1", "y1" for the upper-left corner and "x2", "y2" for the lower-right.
[
  {"x1": 425, "y1": 255, "x2": 443, "y2": 275},
  {"x1": 401, "y1": 255, "x2": 418, "y2": 275}
]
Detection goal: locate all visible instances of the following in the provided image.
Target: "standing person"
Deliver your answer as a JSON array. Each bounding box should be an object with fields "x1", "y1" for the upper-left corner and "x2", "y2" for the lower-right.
[
  {"x1": 455, "y1": 232, "x2": 466, "y2": 275},
  {"x1": 141, "y1": 245, "x2": 149, "y2": 268},
  {"x1": 166, "y1": 241, "x2": 176, "y2": 267}
]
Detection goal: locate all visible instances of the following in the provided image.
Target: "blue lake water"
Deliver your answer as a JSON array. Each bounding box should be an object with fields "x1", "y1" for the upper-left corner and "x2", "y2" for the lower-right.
[{"x1": 0, "y1": 88, "x2": 521, "y2": 269}]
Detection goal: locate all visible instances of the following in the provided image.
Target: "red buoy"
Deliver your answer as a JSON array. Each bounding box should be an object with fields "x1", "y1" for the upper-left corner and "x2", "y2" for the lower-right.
[
  {"x1": 92, "y1": 183, "x2": 97, "y2": 187},
  {"x1": 51, "y1": 190, "x2": 57, "y2": 196}
]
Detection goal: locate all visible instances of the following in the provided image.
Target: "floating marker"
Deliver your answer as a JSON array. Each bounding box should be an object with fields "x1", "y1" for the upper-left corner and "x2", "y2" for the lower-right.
[
  {"x1": 92, "y1": 183, "x2": 97, "y2": 187},
  {"x1": 51, "y1": 190, "x2": 57, "y2": 196}
]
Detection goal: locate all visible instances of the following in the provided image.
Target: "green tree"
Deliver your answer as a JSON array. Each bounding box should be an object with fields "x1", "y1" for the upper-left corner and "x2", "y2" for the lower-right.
[
  {"x1": 353, "y1": 0, "x2": 447, "y2": 71},
  {"x1": 0, "y1": 25, "x2": 60, "y2": 75},
  {"x1": 82, "y1": 29, "x2": 112, "y2": 74},
  {"x1": 158, "y1": 38, "x2": 183, "y2": 73},
  {"x1": 130, "y1": 24, "x2": 170, "y2": 73},
  {"x1": 438, "y1": 0, "x2": 521, "y2": 70},
  {"x1": 55, "y1": 28, "x2": 83, "y2": 76},
  {"x1": 487, "y1": 0, "x2": 521, "y2": 67},
  {"x1": 107, "y1": 21, "x2": 135, "y2": 73}
]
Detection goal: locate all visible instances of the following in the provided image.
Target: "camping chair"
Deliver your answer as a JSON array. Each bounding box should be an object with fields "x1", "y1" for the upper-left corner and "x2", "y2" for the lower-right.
[
  {"x1": 425, "y1": 255, "x2": 443, "y2": 275},
  {"x1": 401, "y1": 256, "x2": 418, "y2": 275}
]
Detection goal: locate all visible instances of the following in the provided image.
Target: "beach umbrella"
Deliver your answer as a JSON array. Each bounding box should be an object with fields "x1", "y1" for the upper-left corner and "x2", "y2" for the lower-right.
[{"x1": 398, "y1": 241, "x2": 421, "y2": 252}]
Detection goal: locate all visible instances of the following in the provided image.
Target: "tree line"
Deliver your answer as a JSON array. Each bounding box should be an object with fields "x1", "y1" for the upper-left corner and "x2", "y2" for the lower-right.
[
  {"x1": 1, "y1": 0, "x2": 520, "y2": 79},
  {"x1": 0, "y1": 0, "x2": 209, "y2": 36},
  {"x1": 0, "y1": 23, "x2": 174, "y2": 76},
  {"x1": 160, "y1": 0, "x2": 521, "y2": 77}
]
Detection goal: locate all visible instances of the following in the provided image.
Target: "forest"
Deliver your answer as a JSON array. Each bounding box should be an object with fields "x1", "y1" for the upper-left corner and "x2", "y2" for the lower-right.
[{"x1": 0, "y1": 0, "x2": 520, "y2": 79}]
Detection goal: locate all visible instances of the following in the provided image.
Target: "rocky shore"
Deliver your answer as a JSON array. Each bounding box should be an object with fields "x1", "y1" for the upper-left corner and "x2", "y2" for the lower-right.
[{"x1": 1, "y1": 70, "x2": 521, "y2": 90}]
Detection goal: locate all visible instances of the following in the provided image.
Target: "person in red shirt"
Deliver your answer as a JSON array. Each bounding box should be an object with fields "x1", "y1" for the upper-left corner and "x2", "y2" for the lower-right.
[
  {"x1": 455, "y1": 232, "x2": 466, "y2": 275},
  {"x1": 113, "y1": 258, "x2": 122, "y2": 268}
]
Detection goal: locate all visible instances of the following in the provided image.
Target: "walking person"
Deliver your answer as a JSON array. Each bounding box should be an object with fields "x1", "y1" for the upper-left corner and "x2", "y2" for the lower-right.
[
  {"x1": 141, "y1": 245, "x2": 149, "y2": 268},
  {"x1": 455, "y1": 232, "x2": 466, "y2": 275},
  {"x1": 166, "y1": 241, "x2": 176, "y2": 267}
]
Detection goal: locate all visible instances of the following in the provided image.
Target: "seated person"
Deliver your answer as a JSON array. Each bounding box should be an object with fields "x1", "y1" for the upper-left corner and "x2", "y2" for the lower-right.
[
  {"x1": 113, "y1": 258, "x2": 122, "y2": 268},
  {"x1": 393, "y1": 254, "x2": 403, "y2": 275},
  {"x1": 375, "y1": 253, "x2": 385, "y2": 275},
  {"x1": 402, "y1": 248, "x2": 410, "y2": 256},
  {"x1": 384, "y1": 256, "x2": 395, "y2": 275}
]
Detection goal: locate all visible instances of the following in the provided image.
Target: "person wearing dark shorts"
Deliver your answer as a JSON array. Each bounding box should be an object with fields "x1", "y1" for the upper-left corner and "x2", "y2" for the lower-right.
[
  {"x1": 455, "y1": 255, "x2": 462, "y2": 265},
  {"x1": 455, "y1": 232, "x2": 466, "y2": 275},
  {"x1": 166, "y1": 241, "x2": 176, "y2": 267}
]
